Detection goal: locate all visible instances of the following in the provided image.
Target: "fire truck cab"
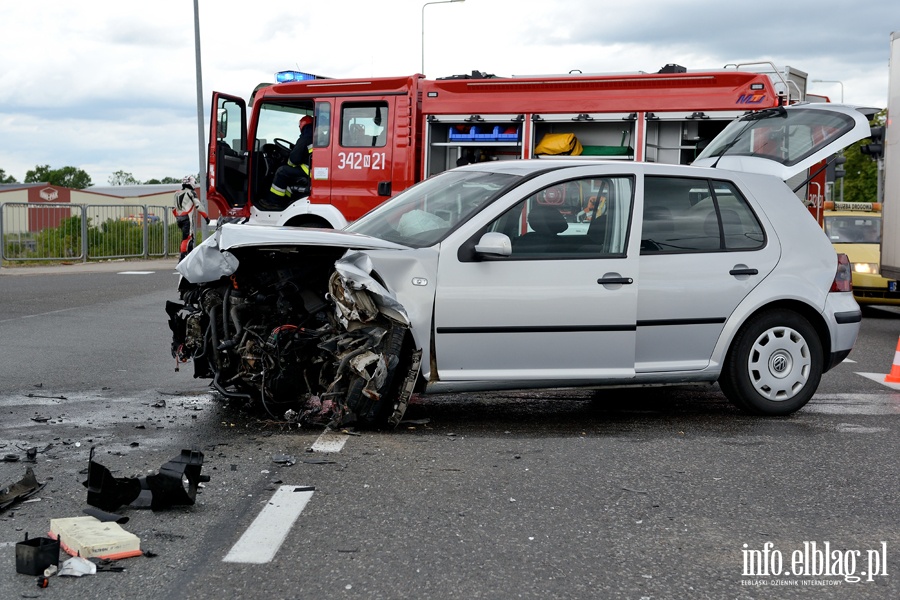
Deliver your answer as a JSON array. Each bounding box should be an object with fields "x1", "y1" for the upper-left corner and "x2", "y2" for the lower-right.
[{"x1": 207, "y1": 65, "x2": 807, "y2": 229}]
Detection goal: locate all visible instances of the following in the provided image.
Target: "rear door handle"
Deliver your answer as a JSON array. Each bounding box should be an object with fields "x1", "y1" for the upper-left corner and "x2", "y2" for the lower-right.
[{"x1": 729, "y1": 267, "x2": 759, "y2": 276}]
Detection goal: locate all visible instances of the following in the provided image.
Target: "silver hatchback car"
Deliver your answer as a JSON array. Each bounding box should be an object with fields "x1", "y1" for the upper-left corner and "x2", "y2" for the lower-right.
[{"x1": 169, "y1": 104, "x2": 869, "y2": 427}]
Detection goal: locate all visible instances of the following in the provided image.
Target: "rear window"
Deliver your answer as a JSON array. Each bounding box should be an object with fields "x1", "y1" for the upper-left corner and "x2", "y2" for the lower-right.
[
  {"x1": 698, "y1": 107, "x2": 857, "y2": 167},
  {"x1": 641, "y1": 176, "x2": 765, "y2": 254}
]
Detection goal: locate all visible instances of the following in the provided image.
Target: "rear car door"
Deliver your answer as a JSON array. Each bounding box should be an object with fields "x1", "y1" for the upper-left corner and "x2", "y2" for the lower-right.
[{"x1": 635, "y1": 174, "x2": 779, "y2": 372}]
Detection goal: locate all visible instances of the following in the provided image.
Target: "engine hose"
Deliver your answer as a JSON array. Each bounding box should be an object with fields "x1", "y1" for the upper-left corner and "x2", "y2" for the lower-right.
[
  {"x1": 258, "y1": 370, "x2": 281, "y2": 420},
  {"x1": 221, "y1": 287, "x2": 232, "y2": 342},
  {"x1": 213, "y1": 370, "x2": 253, "y2": 401},
  {"x1": 205, "y1": 305, "x2": 220, "y2": 365}
]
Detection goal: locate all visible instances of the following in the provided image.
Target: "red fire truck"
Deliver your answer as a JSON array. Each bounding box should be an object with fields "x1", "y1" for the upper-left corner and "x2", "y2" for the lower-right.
[{"x1": 207, "y1": 63, "x2": 816, "y2": 228}]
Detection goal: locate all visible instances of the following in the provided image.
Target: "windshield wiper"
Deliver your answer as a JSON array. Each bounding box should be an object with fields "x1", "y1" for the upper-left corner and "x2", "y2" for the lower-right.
[{"x1": 710, "y1": 106, "x2": 787, "y2": 169}]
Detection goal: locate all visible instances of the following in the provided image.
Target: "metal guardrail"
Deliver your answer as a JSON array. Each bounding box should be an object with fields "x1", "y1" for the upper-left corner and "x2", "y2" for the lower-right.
[{"x1": 0, "y1": 203, "x2": 179, "y2": 262}]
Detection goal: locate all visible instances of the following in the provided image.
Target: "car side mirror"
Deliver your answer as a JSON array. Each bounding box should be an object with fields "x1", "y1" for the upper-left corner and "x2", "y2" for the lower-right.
[{"x1": 474, "y1": 232, "x2": 512, "y2": 257}]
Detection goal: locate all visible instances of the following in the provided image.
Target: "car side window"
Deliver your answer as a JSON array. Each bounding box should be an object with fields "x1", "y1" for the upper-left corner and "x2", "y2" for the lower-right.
[
  {"x1": 489, "y1": 176, "x2": 634, "y2": 258},
  {"x1": 641, "y1": 176, "x2": 764, "y2": 254}
]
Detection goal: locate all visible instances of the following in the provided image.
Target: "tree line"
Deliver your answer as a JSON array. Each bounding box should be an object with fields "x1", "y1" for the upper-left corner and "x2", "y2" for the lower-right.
[{"x1": 0, "y1": 166, "x2": 185, "y2": 189}]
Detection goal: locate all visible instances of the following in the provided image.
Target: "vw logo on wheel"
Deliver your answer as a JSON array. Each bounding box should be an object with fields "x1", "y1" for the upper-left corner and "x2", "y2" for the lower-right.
[{"x1": 769, "y1": 351, "x2": 792, "y2": 377}]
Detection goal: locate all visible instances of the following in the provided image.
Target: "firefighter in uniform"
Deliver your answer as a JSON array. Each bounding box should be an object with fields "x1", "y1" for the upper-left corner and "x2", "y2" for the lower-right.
[
  {"x1": 269, "y1": 115, "x2": 313, "y2": 207},
  {"x1": 173, "y1": 175, "x2": 209, "y2": 260}
]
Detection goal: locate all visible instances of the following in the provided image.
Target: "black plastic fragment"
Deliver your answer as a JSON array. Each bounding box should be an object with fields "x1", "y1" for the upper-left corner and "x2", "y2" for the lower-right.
[
  {"x1": 83, "y1": 447, "x2": 210, "y2": 511},
  {"x1": 82, "y1": 506, "x2": 130, "y2": 524},
  {"x1": 0, "y1": 468, "x2": 46, "y2": 512}
]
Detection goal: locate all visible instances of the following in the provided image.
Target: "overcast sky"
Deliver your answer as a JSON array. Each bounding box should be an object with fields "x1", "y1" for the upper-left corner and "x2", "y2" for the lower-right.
[{"x1": 0, "y1": 1, "x2": 894, "y2": 186}]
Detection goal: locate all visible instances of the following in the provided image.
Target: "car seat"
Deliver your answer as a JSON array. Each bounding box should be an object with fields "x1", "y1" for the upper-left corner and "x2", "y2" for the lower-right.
[{"x1": 513, "y1": 204, "x2": 568, "y2": 254}]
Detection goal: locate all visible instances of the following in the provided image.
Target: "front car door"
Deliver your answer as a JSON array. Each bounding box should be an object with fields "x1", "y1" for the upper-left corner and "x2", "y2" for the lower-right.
[{"x1": 432, "y1": 167, "x2": 640, "y2": 386}]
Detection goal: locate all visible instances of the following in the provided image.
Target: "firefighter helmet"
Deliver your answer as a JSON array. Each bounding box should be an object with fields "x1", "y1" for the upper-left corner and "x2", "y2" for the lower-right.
[{"x1": 299, "y1": 115, "x2": 313, "y2": 130}]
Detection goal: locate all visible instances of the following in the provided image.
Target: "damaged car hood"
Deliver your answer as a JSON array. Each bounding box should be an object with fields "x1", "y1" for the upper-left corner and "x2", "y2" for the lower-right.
[
  {"x1": 177, "y1": 223, "x2": 410, "y2": 284},
  {"x1": 217, "y1": 223, "x2": 409, "y2": 252}
]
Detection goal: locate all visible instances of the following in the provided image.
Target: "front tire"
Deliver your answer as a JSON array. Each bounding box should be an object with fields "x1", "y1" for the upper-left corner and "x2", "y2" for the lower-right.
[{"x1": 719, "y1": 309, "x2": 823, "y2": 416}]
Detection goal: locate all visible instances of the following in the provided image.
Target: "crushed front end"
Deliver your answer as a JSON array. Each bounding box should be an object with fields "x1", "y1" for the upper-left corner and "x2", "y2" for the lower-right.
[{"x1": 166, "y1": 230, "x2": 418, "y2": 428}]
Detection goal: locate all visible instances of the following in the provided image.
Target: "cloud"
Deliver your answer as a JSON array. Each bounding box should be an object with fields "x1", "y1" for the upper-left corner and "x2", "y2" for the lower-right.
[{"x1": 0, "y1": 0, "x2": 892, "y2": 184}]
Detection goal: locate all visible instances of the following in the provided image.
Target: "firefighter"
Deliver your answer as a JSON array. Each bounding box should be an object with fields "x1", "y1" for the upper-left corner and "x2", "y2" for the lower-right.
[
  {"x1": 173, "y1": 175, "x2": 209, "y2": 260},
  {"x1": 269, "y1": 115, "x2": 314, "y2": 207}
]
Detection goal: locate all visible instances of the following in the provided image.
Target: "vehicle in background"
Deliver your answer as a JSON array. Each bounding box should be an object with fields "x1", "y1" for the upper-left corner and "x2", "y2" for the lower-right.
[
  {"x1": 121, "y1": 214, "x2": 161, "y2": 225},
  {"x1": 822, "y1": 201, "x2": 899, "y2": 305},
  {"x1": 208, "y1": 63, "x2": 823, "y2": 229},
  {"x1": 876, "y1": 33, "x2": 898, "y2": 280}
]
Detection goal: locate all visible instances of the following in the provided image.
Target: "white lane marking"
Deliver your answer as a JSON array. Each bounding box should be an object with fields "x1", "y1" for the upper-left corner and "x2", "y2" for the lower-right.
[
  {"x1": 311, "y1": 429, "x2": 349, "y2": 453},
  {"x1": 842, "y1": 358, "x2": 857, "y2": 363},
  {"x1": 807, "y1": 391, "x2": 900, "y2": 415},
  {"x1": 0, "y1": 306, "x2": 79, "y2": 324},
  {"x1": 857, "y1": 372, "x2": 900, "y2": 390},
  {"x1": 834, "y1": 423, "x2": 889, "y2": 433},
  {"x1": 222, "y1": 485, "x2": 315, "y2": 564},
  {"x1": 117, "y1": 271, "x2": 154, "y2": 275}
]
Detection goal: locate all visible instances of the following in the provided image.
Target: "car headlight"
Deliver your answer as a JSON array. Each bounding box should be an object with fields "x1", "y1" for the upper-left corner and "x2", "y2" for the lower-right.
[{"x1": 852, "y1": 262, "x2": 879, "y2": 274}]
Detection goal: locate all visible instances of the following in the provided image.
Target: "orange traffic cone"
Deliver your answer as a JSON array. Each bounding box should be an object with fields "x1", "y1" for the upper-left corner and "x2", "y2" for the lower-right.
[{"x1": 885, "y1": 336, "x2": 900, "y2": 383}]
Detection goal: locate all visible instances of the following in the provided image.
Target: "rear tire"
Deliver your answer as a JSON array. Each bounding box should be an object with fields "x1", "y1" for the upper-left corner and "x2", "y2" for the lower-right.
[{"x1": 719, "y1": 309, "x2": 823, "y2": 416}]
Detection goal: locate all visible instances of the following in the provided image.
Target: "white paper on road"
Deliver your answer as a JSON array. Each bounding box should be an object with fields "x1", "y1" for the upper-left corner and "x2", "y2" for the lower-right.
[
  {"x1": 222, "y1": 485, "x2": 314, "y2": 564},
  {"x1": 311, "y1": 429, "x2": 349, "y2": 453}
]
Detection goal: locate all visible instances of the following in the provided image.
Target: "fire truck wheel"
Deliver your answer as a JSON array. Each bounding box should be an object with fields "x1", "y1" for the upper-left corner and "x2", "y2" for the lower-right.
[
  {"x1": 719, "y1": 309, "x2": 823, "y2": 416},
  {"x1": 285, "y1": 216, "x2": 331, "y2": 228}
]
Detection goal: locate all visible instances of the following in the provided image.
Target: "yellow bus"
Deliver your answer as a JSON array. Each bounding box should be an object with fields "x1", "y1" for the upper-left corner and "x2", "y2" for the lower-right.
[{"x1": 823, "y1": 201, "x2": 898, "y2": 305}]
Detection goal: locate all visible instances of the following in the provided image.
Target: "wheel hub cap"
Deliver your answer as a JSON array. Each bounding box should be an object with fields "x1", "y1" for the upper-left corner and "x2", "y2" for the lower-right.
[{"x1": 769, "y1": 350, "x2": 792, "y2": 378}]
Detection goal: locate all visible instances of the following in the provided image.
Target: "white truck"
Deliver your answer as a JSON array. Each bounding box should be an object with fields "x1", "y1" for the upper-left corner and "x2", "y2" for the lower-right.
[{"x1": 879, "y1": 31, "x2": 900, "y2": 280}]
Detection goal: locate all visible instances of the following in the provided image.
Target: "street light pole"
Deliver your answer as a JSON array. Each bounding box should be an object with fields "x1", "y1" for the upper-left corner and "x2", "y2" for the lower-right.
[
  {"x1": 192, "y1": 0, "x2": 208, "y2": 234},
  {"x1": 421, "y1": 0, "x2": 464, "y2": 75},
  {"x1": 811, "y1": 79, "x2": 844, "y2": 103}
]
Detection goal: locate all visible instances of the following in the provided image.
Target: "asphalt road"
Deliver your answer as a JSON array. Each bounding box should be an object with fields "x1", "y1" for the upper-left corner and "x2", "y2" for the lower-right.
[{"x1": 1, "y1": 260, "x2": 900, "y2": 599}]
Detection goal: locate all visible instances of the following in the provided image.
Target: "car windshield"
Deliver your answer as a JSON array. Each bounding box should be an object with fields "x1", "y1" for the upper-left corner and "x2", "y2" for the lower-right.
[
  {"x1": 346, "y1": 169, "x2": 520, "y2": 247},
  {"x1": 697, "y1": 107, "x2": 857, "y2": 167},
  {"x1": 824, "y1": 215, "x2": 882, "y2": 244}
]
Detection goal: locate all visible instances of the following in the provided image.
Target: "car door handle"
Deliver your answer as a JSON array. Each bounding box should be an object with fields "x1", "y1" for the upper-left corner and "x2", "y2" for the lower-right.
[
  {"x1": 597, "y1": 276, "x2": 634, "y2": 285},
  {"x1": 729, "y1": 267, "x2": 759, "y2": 276}
]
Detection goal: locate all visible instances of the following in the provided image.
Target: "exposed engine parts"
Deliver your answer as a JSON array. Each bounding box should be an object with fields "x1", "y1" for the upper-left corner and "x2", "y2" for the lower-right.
[{"x1": 167, "y1": 244, "x2": 416, "y2": 429}]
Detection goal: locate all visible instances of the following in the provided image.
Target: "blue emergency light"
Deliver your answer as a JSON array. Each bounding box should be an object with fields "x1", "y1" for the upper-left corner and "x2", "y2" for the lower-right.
[{"x1": 276, "y1": 70, "x2": 318, "y2": 83}]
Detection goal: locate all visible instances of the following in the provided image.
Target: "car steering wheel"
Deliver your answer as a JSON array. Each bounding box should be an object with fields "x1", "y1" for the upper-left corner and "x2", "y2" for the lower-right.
[{"x1": 274, "y1": 138, "x2": 295, "y2": 153}]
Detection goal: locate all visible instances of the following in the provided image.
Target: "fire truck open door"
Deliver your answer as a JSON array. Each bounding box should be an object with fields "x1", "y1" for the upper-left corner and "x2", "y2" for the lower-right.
[{"x1": 207, "y1": 92, "x2": 248, "y2": 215}]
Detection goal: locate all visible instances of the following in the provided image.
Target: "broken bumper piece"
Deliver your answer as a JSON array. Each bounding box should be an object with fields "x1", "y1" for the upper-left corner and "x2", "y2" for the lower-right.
[
  {"x1": 84, "y1": 447, "x2": 210, "y2": 511},
  {"x1": 0, "y1": 467, "x2": 45, "y2": 512}
]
